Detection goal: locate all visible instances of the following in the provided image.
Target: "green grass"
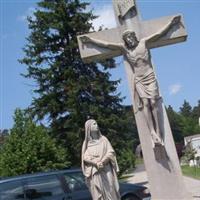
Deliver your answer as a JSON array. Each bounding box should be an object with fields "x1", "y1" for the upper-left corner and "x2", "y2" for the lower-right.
[
  {"x1": 135, "y1": 158, "x2": 144, "y2": 165},
  {"x1": 119, "y1": 174, "x2": 134, "y2": 182},
  {"x1": 181, "y1": 165, "x2": 200, "y2": 180},
  {"x1": 119, "y1": 158, "x2": 144, "y2": 182}
]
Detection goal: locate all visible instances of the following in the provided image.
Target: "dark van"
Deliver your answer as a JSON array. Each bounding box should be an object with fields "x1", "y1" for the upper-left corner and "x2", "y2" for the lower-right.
[{"x1": 0, "y1": 169, "x2": 150, "y2": 200}]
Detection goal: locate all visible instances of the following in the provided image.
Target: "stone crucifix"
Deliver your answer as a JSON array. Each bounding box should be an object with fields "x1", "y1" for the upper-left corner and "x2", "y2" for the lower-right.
[{"x1": 77, "y1": 1, "x2": 192, "y2": 199}]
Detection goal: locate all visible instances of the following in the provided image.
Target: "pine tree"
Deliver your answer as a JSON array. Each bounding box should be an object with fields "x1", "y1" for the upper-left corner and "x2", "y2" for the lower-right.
[
  {"x1": 20, "y1": 0, "x2": 135, "y2": 170},
  {"x1": 192, "y1": 100, "x2": 200, "y2": 122},
  {"x1": 179, "y1": 100, "x2": 200, "y2": 136},
  {"x1": 180, "y1": 100, "x2": 192, "y2": 118},
  {"x1": 166, "y1": 105, "x2": 183, "y2": 143},
  {"x1": 0, "y1": 109, "x2": 70, "y2": 177}
]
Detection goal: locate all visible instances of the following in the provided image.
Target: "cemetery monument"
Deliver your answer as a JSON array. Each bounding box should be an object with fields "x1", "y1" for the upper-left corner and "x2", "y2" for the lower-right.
[{"x1": 78, "y1": 0, "x2": 192, "y2": 199}]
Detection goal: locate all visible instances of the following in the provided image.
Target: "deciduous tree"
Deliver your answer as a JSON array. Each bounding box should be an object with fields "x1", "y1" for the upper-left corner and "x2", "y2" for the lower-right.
[{"x1": 0, "y1": 109, "x2": 70, "y2": 177}]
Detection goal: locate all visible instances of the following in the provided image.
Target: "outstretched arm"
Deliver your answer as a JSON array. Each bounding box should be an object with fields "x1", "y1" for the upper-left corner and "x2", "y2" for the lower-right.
[
  {"x1": 80, "y1": 35, "x2": 123, "y2": 50},
  {"x1": 144, "y1": 15, "x2": 181, "y2": 43}
]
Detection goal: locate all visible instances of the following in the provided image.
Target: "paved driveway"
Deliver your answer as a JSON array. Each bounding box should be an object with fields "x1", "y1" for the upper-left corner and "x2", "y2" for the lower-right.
[{"x1": 126, "y1": 164, "x2": 200, "y2": 200}]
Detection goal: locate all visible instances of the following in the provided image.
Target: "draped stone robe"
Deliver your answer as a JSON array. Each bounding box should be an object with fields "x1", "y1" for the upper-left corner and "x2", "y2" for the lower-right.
[{"x1": 81, "y1": 120, "x2": 120, "y2": 200}]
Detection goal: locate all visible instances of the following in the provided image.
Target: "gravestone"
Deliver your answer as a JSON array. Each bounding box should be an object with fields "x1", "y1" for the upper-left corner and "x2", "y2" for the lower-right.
[{"x1": 77, "y1": 0, "x2": 192, "y2": 199}]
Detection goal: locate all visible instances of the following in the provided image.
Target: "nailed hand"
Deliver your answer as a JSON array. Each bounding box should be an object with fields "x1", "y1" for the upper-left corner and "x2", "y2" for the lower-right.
[
  {"x1": 80, "y1": 35, "x2": 91, "y2": 43},
  {"x1": 172, "y1": 15, "x2": 181, "y2": 25}
]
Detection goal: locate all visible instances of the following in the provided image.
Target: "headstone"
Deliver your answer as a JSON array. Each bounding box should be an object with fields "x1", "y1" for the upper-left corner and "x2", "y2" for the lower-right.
[{"x1": 77, "y1": 1, "x2": 192, "y2": 199}]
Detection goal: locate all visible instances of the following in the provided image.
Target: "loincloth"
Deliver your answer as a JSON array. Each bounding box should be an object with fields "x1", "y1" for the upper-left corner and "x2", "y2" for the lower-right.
[{"x1": 135, "y1": 69, "x2": 160, "y2": 99}]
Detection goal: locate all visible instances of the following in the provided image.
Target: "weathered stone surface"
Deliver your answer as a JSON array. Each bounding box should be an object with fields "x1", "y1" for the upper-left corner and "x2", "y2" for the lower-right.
[
  {"x1": 77, "y1": 1, "x2": 192, "y2": 199},
  {"x1": 82, "y1": 119, "x2": 120, "y2": 200},
  {"x1": 78, "y1": 15, "x2": 187, "y2": 63}
]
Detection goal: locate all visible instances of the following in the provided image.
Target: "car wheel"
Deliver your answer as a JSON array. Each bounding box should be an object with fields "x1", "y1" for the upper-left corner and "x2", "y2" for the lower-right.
[{"x1": 122, "y1": 194, "x2": 141, "y2": 200}]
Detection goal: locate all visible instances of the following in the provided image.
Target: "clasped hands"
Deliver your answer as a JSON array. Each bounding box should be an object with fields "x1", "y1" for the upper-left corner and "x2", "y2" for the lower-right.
[
  {"x1": 85, "y1": 155, "x2": 106, "y2": 170},
  {"x1": 96, "y1": 160, "x2": 104, "y2": 170}
]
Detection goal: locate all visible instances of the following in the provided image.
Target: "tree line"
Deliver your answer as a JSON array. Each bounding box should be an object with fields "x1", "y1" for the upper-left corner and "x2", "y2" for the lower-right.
[
  {"x1": 0, "y1": 0, "x2": 199, "y2": 177},
  {"x1": 166, "y1": 100, "x2": 200, "y2": 143},
  {"x1": 1, "y1": 100, "x2": 199, "y2": 177}
]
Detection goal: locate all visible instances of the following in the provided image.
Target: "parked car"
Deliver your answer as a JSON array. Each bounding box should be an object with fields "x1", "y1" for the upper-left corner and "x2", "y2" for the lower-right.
[{"x1": 0, "y1": 169, "x2": 150, "y2": 200}]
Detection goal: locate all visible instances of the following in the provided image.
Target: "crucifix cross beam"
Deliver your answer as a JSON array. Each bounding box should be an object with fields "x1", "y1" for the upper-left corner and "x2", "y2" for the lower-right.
[
  {"x1": 77, "y1": 1, "x2": 191, "y2": 199},
  {"x1": 77, "y1": 0, "x2": 187, "y2": 63}
]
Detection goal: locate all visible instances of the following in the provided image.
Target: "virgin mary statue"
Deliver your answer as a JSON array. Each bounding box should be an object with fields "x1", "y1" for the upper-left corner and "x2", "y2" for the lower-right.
[{"x1": 81, "y1": 119, "x2": 120, "y2": 200}]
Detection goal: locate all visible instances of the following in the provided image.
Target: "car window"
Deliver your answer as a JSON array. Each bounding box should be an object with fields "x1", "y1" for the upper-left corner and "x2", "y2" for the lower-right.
[
  {"x1": 0, "y1": 180, "x2": 25, "y2": 200},
  {"x1": 24, "y1": 175, "x2": 64, "y2": 199},
  {"x1": 64, "y1": 172, "x2": 87, "y2": 192}
]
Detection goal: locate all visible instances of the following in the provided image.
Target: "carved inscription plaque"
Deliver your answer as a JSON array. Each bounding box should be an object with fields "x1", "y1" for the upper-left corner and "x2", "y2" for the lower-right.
[{"x1": 115, "y1": 0, "x2": 136, "y2": 17}]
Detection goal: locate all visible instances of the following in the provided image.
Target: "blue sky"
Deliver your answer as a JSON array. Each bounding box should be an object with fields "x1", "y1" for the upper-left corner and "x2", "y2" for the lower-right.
[{"x1": 0, "y1": 0, "x2": 200, "y2": 129}]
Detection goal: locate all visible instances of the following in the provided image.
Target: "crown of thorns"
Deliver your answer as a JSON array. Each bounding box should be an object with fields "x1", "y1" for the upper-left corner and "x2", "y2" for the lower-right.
[{"x1": 122, "y1": 30, "x2": 136, "y2": 40}]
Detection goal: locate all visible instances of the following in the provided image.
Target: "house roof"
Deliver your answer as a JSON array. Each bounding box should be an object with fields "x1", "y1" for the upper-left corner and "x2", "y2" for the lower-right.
[{"x1": 184, "y1": 134, "x2": 200, "y2": 143}]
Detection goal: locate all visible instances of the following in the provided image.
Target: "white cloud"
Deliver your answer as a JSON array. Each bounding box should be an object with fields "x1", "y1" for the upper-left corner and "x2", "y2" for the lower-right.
[
  {"x1": 17, "y1": 7, "x2": 36, "y2": 22},
  {"x1": 91, "y1": 5, "x2": 116, "y2": 31},
  {"x1": 169, "y1": 84, "x2": 182, "y2": 95}
]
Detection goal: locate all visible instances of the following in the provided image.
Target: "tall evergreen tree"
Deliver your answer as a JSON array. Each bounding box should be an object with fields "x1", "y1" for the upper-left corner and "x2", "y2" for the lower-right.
[
  {"x1": 179, "y1": 100, "x2": 200, "y2": 136},
  {"x1": 180, "y1": 100, "x2": 192, "y2": 118},
  {"x1": 20, "y1": 0, "x2": 135, "y2": 170},
  {"x1": 192, "y1": 100, "x2": 200, "y2": 122},
  {"x1": 166, "y1": 105, "x2": 183, "y2": 143}
]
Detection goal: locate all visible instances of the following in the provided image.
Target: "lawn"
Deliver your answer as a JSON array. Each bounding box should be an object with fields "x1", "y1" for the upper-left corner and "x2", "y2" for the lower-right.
[{"x1": 181, "y1": 165, "x2": 200, "y2": 180}]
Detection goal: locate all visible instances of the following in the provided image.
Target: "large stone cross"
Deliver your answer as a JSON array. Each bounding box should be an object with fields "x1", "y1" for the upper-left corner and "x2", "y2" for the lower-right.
[
  {"x1": 77, "y1": 1, "x2": 192, "y2": 199},
  {"x1": 78, "y1": 1, "x2": 186, "y2": 63}
]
